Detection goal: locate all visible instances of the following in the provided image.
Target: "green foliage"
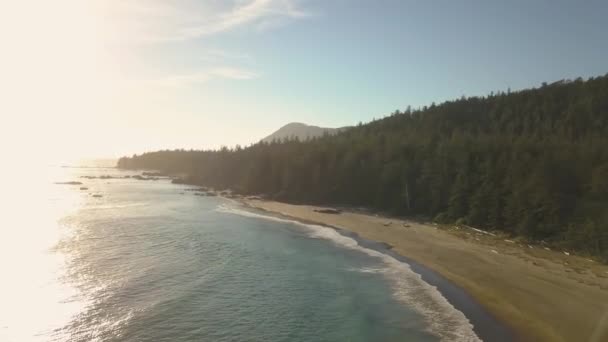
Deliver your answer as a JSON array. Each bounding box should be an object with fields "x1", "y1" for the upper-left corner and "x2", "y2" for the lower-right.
[
  {"x1": 433, "y1": 213, "x2": 449, "y2": 224},
  {"x1": 454, "y1": 217, "x2": 467, "y2": 226},
  {"x1": 118, "y1": 75, "x2": 608, "y2": 260}
]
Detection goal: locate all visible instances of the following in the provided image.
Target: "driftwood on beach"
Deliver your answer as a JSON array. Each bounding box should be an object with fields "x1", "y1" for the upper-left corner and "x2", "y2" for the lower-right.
[{"x1": 313, "y1": 208, "x2": 341, "y2": 214}]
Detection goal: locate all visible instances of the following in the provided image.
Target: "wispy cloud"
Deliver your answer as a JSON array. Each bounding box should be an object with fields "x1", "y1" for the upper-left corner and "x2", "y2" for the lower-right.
[
  {"x1": 178, "y1": 0, "x2": 311, "y2": 39},
  {"x1": 106, "y1": 1, "x2": 313, "y2": 87},
  {"x1": 210, "y1": 67, "x2": 259, "y2": 80},
  {"x1": 199, "y1": 48, "x2": 253, "y2": 63},
  {"x1": 112, "y1": 0, "x2": 313, "y2": 43},
  {"x1": 150, "y1": 67, "x2": 259, "y2": 87}
]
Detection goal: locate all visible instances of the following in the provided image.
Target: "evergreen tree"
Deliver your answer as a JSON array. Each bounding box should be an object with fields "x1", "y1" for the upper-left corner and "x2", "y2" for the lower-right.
[{"x1": 117, "y1": 74, "x2": 608, "y2": 260}]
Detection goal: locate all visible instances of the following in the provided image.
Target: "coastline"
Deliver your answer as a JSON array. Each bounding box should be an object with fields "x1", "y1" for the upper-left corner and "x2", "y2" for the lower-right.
[
  {"x1": 341, "y1": 229, "x2": 515, "y2": 342},
  {"x1": 242, "y1": 199, "x2": 608, "y2": 342}
]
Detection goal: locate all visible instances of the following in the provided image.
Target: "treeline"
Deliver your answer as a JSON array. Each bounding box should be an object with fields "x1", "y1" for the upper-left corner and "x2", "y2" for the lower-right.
[{"x1": 118, "y1": 75, "x2": 608, "y2": 260}]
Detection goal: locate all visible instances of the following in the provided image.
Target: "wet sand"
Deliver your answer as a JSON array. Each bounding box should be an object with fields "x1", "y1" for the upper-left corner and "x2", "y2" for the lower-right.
[{"x1": 244, "y1": 200, "x2": 608, "y2": 342}]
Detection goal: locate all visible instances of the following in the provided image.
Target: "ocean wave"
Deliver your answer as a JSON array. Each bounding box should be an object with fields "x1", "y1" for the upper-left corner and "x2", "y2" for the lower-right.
[
  {"x1": 218, "y1": 204, "x2": 481, "y2": 342},
  {"x1": 347, "y1": 266, "x2": 386, "y2": 274}
]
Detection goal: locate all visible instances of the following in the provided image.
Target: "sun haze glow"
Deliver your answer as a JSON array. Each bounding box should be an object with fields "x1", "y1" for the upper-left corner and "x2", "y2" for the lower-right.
[
  {"x1": 2, "y1": 0, "x2": 307, "y2": 163},
  {"x1": 2, "y1": 1, "x2": 116, "y2": 163}
]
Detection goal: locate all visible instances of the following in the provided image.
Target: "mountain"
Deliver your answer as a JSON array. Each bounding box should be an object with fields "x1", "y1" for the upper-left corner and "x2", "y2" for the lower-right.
[{"x1": 261, "y1": 122, "x2": 348, "y2": 143}]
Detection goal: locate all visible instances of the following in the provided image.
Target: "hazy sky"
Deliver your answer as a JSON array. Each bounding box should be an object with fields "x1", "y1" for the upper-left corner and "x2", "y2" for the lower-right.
[{"x1": 2, "y1": 0, "x2": 608, "y2": 161}]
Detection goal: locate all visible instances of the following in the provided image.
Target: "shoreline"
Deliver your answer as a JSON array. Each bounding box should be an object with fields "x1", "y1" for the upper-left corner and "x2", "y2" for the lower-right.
[
  {"x1": 242, "y1": 199, "x2": 608, "y2": 342},
  {"x1": 241, "y1": 201, "x2": 514, "y2": 342},
  {"x1": 343, "y1": 230, "x2": 515, "y2": 342}
]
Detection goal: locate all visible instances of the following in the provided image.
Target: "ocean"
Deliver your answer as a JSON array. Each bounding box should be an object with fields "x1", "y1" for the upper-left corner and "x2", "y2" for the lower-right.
[{"x1": 0, "y1": 166, "x2": 481, "y2": 342}]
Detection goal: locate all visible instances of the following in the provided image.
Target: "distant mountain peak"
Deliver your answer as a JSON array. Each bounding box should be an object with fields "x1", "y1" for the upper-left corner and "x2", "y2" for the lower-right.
[
  {"x1": 261, "y1": 122, "x2": 348, "y2": 143},
  {"x1": 282, "y1": 122, "x2": 308, "y2": 127}
]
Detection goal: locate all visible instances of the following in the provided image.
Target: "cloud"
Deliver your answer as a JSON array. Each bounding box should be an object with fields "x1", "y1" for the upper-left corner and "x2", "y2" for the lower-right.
[
  {"x1": 178, "y1": 0, "x2": 311, "y2": 38},
  {"x1": 199, "y1": 48, "x2": 253, "y2": 63},
  {"x1": 210, "y1": 67, "x2": 259, "y2": 80},
  {"x1": 104, "y1": 1, "x2": 314, "y2": 87},
  {"x1": 112, "y1": 0, "x2": 313, "y2": 43},
  {"x1": 150, "y1": 67, "x2": 259, "y2": 87}
]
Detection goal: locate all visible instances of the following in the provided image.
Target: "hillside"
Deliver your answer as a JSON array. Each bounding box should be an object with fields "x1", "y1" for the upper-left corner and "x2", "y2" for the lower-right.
[
  {"x1": 118, "y1": 75, "x2": 608, "y2": 260},
  {"x1": 261, "y1": 122, "x2": 348, "y2": 143}
]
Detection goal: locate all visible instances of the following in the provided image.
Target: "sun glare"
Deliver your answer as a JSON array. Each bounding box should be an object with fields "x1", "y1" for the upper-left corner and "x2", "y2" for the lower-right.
[{"x1": 1, "y1": 1, "x2": 121, "y2": 163}]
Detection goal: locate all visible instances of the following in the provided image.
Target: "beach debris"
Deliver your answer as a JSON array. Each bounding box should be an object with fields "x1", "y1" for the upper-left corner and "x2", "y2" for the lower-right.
[
  {"x1": 92, "y1": 194, "x2": 103, "y2": 198},
  {"x1": 313, "y1": 208, "x2": 341, "y2": 214},
  {"x1": 383, "y1": 221, "x2": 392, "y2": 226},
  {"x1": 587, "y1": 259, "x2": 595, "y2": 263},
  {"x1": 454, "y1": 226, "x2": 460, "y2": 230},
  {"x1": 80, "y1": 187, "x2": 88, "y2": 190},
  {"x1": 402, "y1": 223, "x2": 411, "y2": 228},
  {"x1": 470, "y1": 227, "x2": 496, "y2": 236},
  {"x1": 491, "y1": 249, "x2": 499, "y2": 254},
  {"x1": 563, "y1": 251, "x2": 570, "y2": 256},
  {"x1": 528, "y1": 245, "x2": 534, "y2": 249},
  {"x1": 55, "y1": 181, "x2": 83, "y2": 185},
  {"x1": 544, "y1": 247, "x2": 551, "y2": 251},
  {"x1": 504, "y1": 239, "x2": 515, "y2": 243}
]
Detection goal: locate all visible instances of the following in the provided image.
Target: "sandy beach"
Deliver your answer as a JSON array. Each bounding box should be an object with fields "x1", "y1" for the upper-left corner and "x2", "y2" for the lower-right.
[{"x1": 244, "y1": 199, "x2": 608, "y2": 342}]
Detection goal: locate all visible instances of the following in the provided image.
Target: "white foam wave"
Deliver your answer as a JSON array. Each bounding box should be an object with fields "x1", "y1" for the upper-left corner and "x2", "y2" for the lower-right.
[
  {"x1": 216, "y1": 204, "x2": 316, "y2": 228},
  {"x1": 218, "y1": 204, "x2": 482, "y2": 342},
  {"x1": 348, "y1": 266, "x2": 386, "y2": 274}
]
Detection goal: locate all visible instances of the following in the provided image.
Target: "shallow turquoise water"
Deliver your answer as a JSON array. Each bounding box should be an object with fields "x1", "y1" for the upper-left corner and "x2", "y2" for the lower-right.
[{"x1": 1, "y1": 167, "x2": 480, "y2": 341}]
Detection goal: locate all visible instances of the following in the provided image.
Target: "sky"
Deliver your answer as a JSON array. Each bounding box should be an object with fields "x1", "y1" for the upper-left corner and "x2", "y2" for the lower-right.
[{"x1": 1, "y1": 0, "x2": 608, "y2": 162}]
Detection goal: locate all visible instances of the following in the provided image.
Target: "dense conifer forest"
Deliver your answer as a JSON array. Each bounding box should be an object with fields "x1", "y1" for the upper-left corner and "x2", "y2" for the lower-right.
[{"x1": 118, "y1": 75, "x2": 608, "y2": 260}]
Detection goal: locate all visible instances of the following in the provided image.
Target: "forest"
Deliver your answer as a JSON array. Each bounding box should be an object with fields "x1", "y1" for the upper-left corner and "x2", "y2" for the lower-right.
[{"x1": 118, "y1": 75, "x2": 608, "y2": 260}]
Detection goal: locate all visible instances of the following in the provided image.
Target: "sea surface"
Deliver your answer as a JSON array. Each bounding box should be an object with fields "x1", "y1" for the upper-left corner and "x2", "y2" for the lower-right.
[{"x1": 0, "y1": 166, "x2": 480, "y2": 342}]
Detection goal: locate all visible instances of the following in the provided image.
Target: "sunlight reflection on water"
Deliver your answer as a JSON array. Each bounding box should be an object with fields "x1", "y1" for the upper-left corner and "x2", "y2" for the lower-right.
[{"x1": 0, "y1": 166, "x2": 85, "y2": 342}]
